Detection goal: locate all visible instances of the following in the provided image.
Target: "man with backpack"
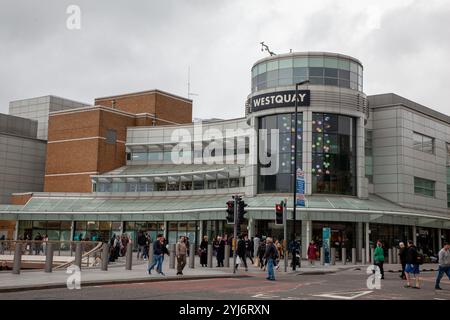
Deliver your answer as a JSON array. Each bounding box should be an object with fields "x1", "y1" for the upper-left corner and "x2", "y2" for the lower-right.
[
  {"x1": 264, "y1": 237, "x2": 278, "y2": 281},
  {"x1": 404, "y1": 240, "x2": 422, "y2": 289}
]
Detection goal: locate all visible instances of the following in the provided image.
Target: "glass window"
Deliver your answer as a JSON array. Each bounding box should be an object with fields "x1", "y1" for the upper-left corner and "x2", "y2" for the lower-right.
[
  {"x1": 324, "y1": 78, "x2": 338, "y2": 86},
  {"x1": 126, "y1": 183, "x2": 138, "y2": 192},
  {"x1": 112, "y1": 183, "x2": 125, "y2": 192},
  {"x1": 230, "y1": 178, "x2": 239, "y2": 188},
  {"x1": 148, "y1": 152, "x2": 163, "y2": 160},
  {"x1": 293, "y1": 67, "x2": 308, "y2": 77},
  {"x1": 412, "y1": 132, "x2": 434, "y2": 154},
  {"x1": 324, "y1": 68, "x2": 338, "y2": 78},
  {"x1": 279, "y1": 58, "x2": 293, "y2": 69},
  {"x1": 309, "y1": 77, "x2": 324, "y2": 85},
  {"x1": 339, "y1": 79, "x2": 350, "y2": 88},
  {"x1": 194, "y1": 181, "x2": 204, "y2": 190},
  {"x1": 132, "y1": 152, "x2": 147, "y2": 161},
  {"x1": 252, "y1": 67, "x2": 257, "y2": 78},
  {"x1": 338, "y1": 59, "x2": 350, "y2": 70},
  {"x1": 414, "y1": 177, "x2": 435, "y2": 197},
  {"x1": 258, "y1": 63, "x2": 267, "y2": 74},
  {"x1": 293, "y1": 57, "x2": 308, "y2": 67},
  {"x1": 350, "y1": 62, "x2": 358, "y2": 73},
  {"x1": 312, "y1": 113, "x2": 356, "y2": 196},
  {"x1": 181, "y1": 181, "x2": 192, "y2": 190},
  {"x1": 87, "y1": 221, "x2": 99, "y2": 231},
  {"x1": 218, "y1": 180, "x2": 229, "y2": 189},
  {"x1": 267, "y1": 69, "x2": 278, "y2": 81},
  {"x1": 267, "y1": 60, "x2": 278, "y2": 71},
  {"x1": 208, "y1": 180, "x2": 217, "y2": 189},
  {"x1": 309, "y1": 67, "x2": 324, "y2": 77},
  {"x1": 350, "y1": 72, "x2": 357, "y2": 83},
  {"x1": 309, "y1": 57, "x2": 324, "y2": 67},
  {"x1": 167, "y1": 182, "x2": 179, "y2": 191},
  {"x1": 338, "y1": 69, "x2": 350, "y2": 80},
  {"x1": 277, "y1": 114, "x2": 292, "y2": 133},
  {"x1": 324, "y1": 58, "x2": 338, "y2": 68},
  {"x1": 156, "y1": 183, "x2": 166, "y2": 191},
  {"x1": 447, "y1": 143, "x2": 450, "y2": 166},
  {"x1": 278, "y1": 68, "x2": 293, "y2": 79},
  {"x1": 279, "y1": 78, "x2": 293, "y2": 86},
  {"x1": 106, "y1": 129, "x2": 117, "y2": 144}
]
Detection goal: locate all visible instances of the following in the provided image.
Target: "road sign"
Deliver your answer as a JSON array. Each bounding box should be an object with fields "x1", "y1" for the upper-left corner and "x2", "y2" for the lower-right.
[{"x1": 296, "y1": 169, "x2": 305, "y2": 207}]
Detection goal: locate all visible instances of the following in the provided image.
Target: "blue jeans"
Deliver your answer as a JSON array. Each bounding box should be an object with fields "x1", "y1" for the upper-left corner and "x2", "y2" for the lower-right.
[
  {"x1": 158, "y1": 255, "x2": 164, "y2": 273},
  {"x1": 148, "y1": 254, "x2": 162, "y2": 272},
  {"x1": 435, "y1": 266, "x2": 450, "y2": 288},
  {"x1": 267, "y1": 258, "x2": 275, "y2": 280}
]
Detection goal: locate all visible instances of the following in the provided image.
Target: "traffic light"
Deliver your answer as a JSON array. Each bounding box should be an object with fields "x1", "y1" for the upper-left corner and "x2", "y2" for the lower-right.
[
  {"x1": 237, "y1": 196, "x2": 248, "y2": 225},
  {"x1": 226, "y1": 200, "x2": 234, "y2": 224},
  {"x1": 275, "y1": 201, "x2": 283, "y2": 225}
]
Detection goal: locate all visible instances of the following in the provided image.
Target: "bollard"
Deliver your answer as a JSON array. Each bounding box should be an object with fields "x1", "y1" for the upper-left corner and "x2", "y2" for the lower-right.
[
  {"x1": 224, "y1": 244, "x2": 230, "y2": 268},
  {"x1": 393, "y1": 247, "x2": 398, "y2": 264},
  {"x1": 101, "y1": 243, "x2": 109, "y2": 271},
  {"x1": 331, "y1": 247, "x2": 336, "y2": 265},
  {"x1": 189, "y1": 243, "x2": 195, "y2": 268},
  {"x1": 352, "y1": 248, "x2": 356, "y2": 265},
  {"x1": 342, "y1": 247, "x2": 347, "y2": 265},
  {"x1": 12, "y1": 243, "x2": 22, "y2": 274},
  {"x1": 320, "y1": 247, "x2": 324, "y2": 265},
  {"x1": 169, "y1": 244, "x2": 176, "y2": 269},
  {"x1": 125, "y1": 242, "x2": 133, "y2": 270},
  {"x1": 388, "y1": 248, "x2": 393, "y2": 265},
  {"x1": 208, "y1": 244, "x2": 213, "y2": 268},
  {"x1": 44, "y1": 242, "x2": 54, "y2": 273},
  {"x1": 361, "y1": 248, "x2": 366, "y2": 265},
  {"x1": 148, "y1": 242, "x2": 153, "y2": 264},
  {"x1": 74, "y1": 243, "x2": 82, "y2": 269},
  {"x1": 370, "y1": 247, "x2": 374, "y2": 264}
]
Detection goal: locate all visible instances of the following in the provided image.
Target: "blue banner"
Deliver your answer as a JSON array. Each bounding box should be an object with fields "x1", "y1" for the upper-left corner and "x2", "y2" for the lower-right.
[
  {"x1": 322, "y1": 227, "x2": 331, "y2": 264},
  {"x1": 296, "y1": 169, "x2": 305, "y2": 207}
]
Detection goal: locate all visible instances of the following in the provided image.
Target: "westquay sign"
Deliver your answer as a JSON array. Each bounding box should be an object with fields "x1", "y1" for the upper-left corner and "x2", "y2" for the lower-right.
[{"x1": 251, "y1": 90, "x2": 310, "y2": 112}]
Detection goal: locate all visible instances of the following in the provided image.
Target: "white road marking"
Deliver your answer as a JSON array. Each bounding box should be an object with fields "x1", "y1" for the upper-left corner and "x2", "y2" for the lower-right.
[
  {"x1": 313, "y1": 290, "x2": 373, "y2": 300},
  {"x1": 252, "y1": 293, "x2": 280, "y2": 299}
]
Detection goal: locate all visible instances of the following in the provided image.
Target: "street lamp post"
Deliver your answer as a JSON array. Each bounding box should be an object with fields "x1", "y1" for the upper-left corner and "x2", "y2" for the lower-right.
[{"x1": 292, "y1": 80, "x2": 309, "y2": 271}]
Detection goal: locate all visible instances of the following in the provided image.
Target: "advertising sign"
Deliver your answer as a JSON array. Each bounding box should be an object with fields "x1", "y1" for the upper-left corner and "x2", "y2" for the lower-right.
[
  {"x1": 251, "y1": 90, "x2": 310, "y2": 112},
  {"x1": 296, "y1": 168, "x2": 305, "y2": 207},
  {"x1": 322, "y1": 227, "x2": 331, "y2": 264}
]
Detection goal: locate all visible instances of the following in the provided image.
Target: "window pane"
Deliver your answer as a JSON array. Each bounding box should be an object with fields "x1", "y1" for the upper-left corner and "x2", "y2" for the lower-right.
[
  {"x1": 310, "y1": 77, "x2": 324, "y2": 85},
  {"x1": 324, "y1": 78, "x2": 338, "y2": 86},
  {"x1": 279, "y1": 58, "x2": 293, "y2": 69},
  {"x1": 258, "y1": 63, "x2": 267, "y2": 74},
  {"x1": 267, "y1": 70, "x2": 278, "y2": 81},
  {"x1": 293, "y1": 67, "x2": 308, "y2": 77},
  {"x1": 324, "y1": 68, "x2": 338, "y2": 77},
  {"x1": 338, "y1": 69, "x2": 350, "y2": 80},
  {"x1": 293, "y1": 57, "x2": 308, "y2": 67},
  {"x1": 309, "y1": 67, "x2": 324, "y2": 77},
  {"x1": 267, "y1": 60, "x2": 278, "y2": 71},
  {"x1": 279, "y1": 68, "x2": 293, "y2": 79},
  {"x1": 339, "y1": 79, "x2": 350, "y2": 88},
  {"x1": 338, "y1": 59, "x2": 350, "y2": 70},
  {"x1": 279, "y1": 78, "x2": 293, "y2": 86},
  {"x1": 252, "y1": 67, "x2": 257, "y2": 78},
  {"x1": 324, "y1": 58, "x2": 338, "y2": 68},
  {"x1": 309, "y1": 57, "x2": 323, "y2": 67},
  {"x1": 350, "y1": 62, "x2": 358, "y2": 73}
]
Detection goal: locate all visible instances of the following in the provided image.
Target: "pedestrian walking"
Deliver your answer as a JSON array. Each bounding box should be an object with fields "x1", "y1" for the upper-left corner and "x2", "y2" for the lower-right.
[
  {"x1": 245, "y1": 235, "x2": 254, "y2": 265},
  {"x1": 176, "y1": 236, "x2": 187, "y2": 275},
  {"x1": 137, "y1": 231, "x2": 147, "y2": 260},
  {"x1": 404, "y1": 240, "x2": 422, "y2": 289},
  {"x1": 398, "y1": 242, "x2": 407, "y2": 280},
  {"x1": 264, "y1": 237, "x2": 278, "y2": 281},
  {"x1": 34, "y1": 233, "x2": 43, "y2": 255},
  {"x1": 147, "y1": 234, "x2": 165, "y2": 276},
  {"x1": 435, "y1": 242, "x2": 450, "y2": 290},
  {"x1": 373, "y1": 240, "x2": 385, "y2": 279},
  {"x1": 257, "y1": 239, "x2": 266, "y2": 269},
  {"x1": 42, "y1": 234, "x2": 48, "y2": 255},
  {"x1": 214, "y1": 236, "x2": 225, "y2": 267},
  {"x1": 235, "y1": 235, "x2": 248, "y2": 271},
  {"x1": 307, "y1": 241, "x2": 317, "y2": 266},
  {"x1": 200, "y1": 236, "x2": 208, "y2": 267}
]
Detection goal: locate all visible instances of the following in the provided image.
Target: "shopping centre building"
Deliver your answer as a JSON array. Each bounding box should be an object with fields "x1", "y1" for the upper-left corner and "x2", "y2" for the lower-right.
[{"x1": 0, "y1": 52, "x2": 449, "y2": 260}]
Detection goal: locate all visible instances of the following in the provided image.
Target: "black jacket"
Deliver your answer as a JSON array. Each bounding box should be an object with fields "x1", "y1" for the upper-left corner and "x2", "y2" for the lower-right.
[
  {"x1": 137, "y1": 234, "x2": 147, "y2": 246},
  {"x1": 399, "y1": 247, "x2": 408, "y2": 264},
  {"x1": 237, "y1": 239, "x2": 247, "y2": 256},
  {"x1": 405, "y1": 245, "x2": 418, "y2": 264}
]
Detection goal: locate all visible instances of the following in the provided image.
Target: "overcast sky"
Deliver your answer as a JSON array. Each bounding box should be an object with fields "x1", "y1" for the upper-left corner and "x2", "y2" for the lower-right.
[{"x1": 1, "y1": 0, "x2": 449, "y2": 119}]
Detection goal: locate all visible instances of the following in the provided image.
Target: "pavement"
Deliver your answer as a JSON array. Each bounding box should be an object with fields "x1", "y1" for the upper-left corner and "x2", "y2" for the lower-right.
[{"x1": 0, "y1": 254, "x2": 440, "y2": 294}]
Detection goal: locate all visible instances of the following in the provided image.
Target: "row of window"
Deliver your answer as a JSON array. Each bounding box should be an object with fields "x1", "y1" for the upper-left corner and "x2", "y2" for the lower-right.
[
  {"x1": 412, "y1": 132, "x2": 434, "y2": 154},
  {"x1": 94, "y1": 178, "x2": 243, "y2": 193}
]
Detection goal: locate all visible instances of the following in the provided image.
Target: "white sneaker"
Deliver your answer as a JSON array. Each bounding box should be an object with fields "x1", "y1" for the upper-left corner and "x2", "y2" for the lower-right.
[{"x1": 275, "y1": 265, "x2": 280, "y2": 270}]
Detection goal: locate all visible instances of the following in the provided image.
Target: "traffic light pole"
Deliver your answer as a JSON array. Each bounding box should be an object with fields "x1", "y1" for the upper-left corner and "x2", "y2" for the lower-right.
[
  {"x1": 283, "y1": 200, "x2": 287, "y2": 272},
  {"x1": 233, "y1": 195, "x2": 237, "y2": 274}
]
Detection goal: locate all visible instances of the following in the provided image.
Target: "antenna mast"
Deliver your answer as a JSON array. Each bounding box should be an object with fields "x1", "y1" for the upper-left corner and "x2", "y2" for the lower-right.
[{"x1": 188, "y1": 66, "x2": 199, "y2": 100}]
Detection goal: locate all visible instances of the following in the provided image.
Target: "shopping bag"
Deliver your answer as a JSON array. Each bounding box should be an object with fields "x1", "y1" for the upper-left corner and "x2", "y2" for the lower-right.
[
  {"x1": 236, "y1": 256, "x2": 242, "y2": 265},
  {"x1": 254, "y1": 257, "x2": 259, "y2": 267}
]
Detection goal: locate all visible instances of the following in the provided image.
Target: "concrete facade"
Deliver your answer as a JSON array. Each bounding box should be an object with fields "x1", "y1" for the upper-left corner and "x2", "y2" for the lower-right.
[
  {"x1": 9, "y1": 95, "x2": 89, "y2": 140},
  {"x1": 0, "y1": 114, "x2": 46, "y2": 204},
  {"x1": 368, "y1": 93, "x2": 450, "y2": 213}
]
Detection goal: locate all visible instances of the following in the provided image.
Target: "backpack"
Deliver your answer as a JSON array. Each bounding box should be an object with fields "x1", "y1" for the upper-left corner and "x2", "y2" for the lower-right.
[{"x1": 272, "y1": 244, "x2": 279, "y2": 259}]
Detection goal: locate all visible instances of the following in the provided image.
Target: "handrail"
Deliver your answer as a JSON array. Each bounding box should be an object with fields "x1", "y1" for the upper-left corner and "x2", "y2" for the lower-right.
[{"x1": 54, "y1": 241, "x2": 104, "y2": 270}]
